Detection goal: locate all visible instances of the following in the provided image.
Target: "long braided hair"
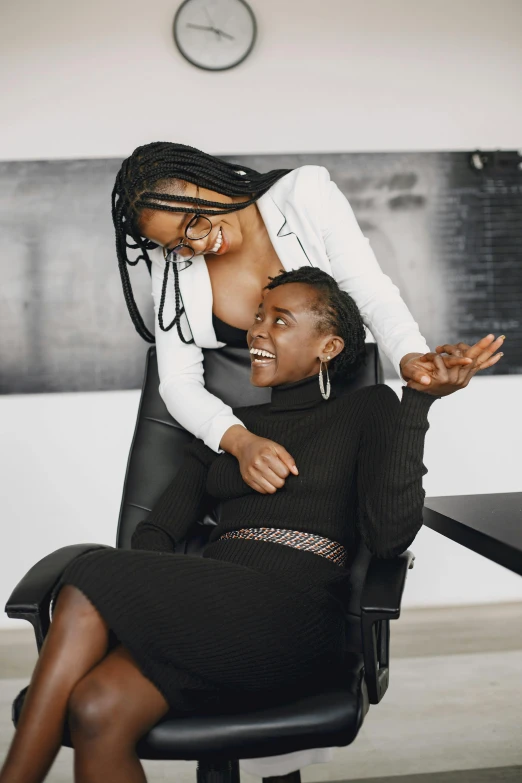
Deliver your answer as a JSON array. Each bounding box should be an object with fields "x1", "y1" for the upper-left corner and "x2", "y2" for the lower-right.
[
  {"x1": 265, "y1": 267, "x2": 367, "y2": 379},
  {"x1": 112, "y1": 142, "x2": 292, "y2": 343}
]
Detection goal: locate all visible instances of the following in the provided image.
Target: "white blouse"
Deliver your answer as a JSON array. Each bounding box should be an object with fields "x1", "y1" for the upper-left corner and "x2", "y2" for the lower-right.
[{"x1": 150, "y1": 165, "x2": 430, "y2": 453}]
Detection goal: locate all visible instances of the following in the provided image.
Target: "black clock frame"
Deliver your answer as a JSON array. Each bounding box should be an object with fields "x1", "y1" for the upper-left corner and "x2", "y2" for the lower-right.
[{"x1": 173, "y1": 0, "x2": 257, "y2": 72}]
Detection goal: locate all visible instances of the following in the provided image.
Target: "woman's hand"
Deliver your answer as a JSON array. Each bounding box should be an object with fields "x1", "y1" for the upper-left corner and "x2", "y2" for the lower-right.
[
  {"x1": 433, "y1": 335, "x2": 505, "y2": 362},
  {"x1": 405, "y1": 334, "x2": 505, "y2": 396},
  {"x1": 220, "y1": 425, "x2": 298, "y2": 494},
  {"x1": 399, "y1": 351, "x2": 475, "y2": 386},
  {"x1": 400, "y1": 352, "x2": 435, "y2": 386}
]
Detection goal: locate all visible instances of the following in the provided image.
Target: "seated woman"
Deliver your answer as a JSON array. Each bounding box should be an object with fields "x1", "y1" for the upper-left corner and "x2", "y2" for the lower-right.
[{"x1": 0, "y1": 269, "x2": 503, "y2": 783}]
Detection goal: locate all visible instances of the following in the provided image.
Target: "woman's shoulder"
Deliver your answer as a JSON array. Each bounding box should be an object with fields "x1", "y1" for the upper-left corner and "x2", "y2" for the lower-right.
[
  {"x1": 364, "y1": 383, "x2": 400, "y2": 401},
  {"x1": 335, "y1": 383, "x2": 400, "y2": 415}
]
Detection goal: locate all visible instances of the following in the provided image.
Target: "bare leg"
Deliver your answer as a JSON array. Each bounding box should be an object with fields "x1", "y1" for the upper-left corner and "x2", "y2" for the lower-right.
[
  {"x1": 0, "y1": 584, "x2": 111, "y2": 783},
  {"x1": 68, "y1": 643, "x2": 170, "y2": 783}
]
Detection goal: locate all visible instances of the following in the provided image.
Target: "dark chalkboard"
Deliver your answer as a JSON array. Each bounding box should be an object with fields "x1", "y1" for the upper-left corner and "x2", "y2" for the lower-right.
[{"x1": 1, "y1": 151, "x2": 520, "y2": 394}]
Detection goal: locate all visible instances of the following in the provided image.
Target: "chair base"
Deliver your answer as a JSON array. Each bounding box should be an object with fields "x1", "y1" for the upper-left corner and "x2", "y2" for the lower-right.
[
  {"x1": 197, "y1": 759, "x2": 241, "y2": 783},
  {"x1": 196, "y1": 760, "x2": 301, "y2": 783}
]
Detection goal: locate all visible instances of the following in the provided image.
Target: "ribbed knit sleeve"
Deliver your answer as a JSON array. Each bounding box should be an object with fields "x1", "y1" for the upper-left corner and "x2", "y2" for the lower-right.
[
  {"x1": 356, "y1": 384, "x2": 441, "y2": 559},
  {"x1": 130, "y1": 439, "x2": 217, "y2": 554}
]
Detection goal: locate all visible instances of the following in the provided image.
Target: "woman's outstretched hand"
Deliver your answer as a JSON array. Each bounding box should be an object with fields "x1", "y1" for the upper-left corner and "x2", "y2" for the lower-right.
[
  {"x1": 399, "y1": 350, "x2": 478, "y2": 386},
  {"x1": 405, "y1": 334, "x2": 505, "y2": 396},
  {"x1": 220, "y1": 425, "x2": 298, "y2": 494}
]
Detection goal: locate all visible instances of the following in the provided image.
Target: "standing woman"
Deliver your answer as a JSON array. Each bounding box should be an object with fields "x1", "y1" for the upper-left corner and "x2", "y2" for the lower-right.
[{"x1": 113, "y1": 142, "x2": 435, "y2": 493}]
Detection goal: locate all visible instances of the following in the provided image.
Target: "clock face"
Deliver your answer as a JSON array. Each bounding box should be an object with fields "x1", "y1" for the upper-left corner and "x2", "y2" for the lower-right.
[{"x1": 173, "y1": 0, "x2": 257, "y2": 71}]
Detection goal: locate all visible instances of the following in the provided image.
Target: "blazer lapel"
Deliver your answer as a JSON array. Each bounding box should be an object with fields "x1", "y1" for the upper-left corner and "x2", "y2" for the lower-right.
[{"x1": 257, "y1": 192, "x2": 313, "y2": 271}]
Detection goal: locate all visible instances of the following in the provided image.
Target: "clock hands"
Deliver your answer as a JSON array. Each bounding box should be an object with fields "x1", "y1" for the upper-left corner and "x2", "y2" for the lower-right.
[
  {"x1": 186, "y1": 22, "x2": 235, "y2": 41},
  {"x1": 188, "y1": 7, "x2": 235, "y2": 41}
]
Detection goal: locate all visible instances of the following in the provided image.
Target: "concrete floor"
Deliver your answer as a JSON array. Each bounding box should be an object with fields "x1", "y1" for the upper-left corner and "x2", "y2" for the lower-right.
[{"x1": 1, "y1": 602, "x2": 521, "y2": 782}]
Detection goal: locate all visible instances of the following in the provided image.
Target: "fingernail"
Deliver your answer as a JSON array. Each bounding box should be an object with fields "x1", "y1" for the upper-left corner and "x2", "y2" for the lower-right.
[
  {"x1": 500, "y1": 335, "x2": 506, "y2": 340},
  {"x1": 421, "y1": 375, "x2": 430, "y2": 384},
  {"x1": 499, "y1": 352, "x2": 504, "y2": 357}
]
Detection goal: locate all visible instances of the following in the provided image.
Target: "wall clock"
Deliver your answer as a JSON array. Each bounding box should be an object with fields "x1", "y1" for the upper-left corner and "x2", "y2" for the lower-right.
[{"x1": 173, "y1": 0, "x2": 257, "y2": 71}]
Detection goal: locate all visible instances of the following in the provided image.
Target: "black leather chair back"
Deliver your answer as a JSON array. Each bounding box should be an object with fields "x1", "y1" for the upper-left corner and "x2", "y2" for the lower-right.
[{"x1": 116, "y1": 343, "x2": 383, "y2": 642}]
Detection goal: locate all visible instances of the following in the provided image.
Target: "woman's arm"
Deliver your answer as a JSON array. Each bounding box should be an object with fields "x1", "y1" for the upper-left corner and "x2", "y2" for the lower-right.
[
  {"x1": 356, "y1": 384, "x2": 440, "y2": 559},
  {"x1": 318, "y1": 167, "x2": 431, "y2": 381},
  {"x1": 355, "y1": 334, "x2": 504, "y2": 558},
  {"x1": 131, "y1": 439, "x2": 217, "y2": 553},
  {"x1": 151, "y1": 252, "x2": 246, "y2": 454}
]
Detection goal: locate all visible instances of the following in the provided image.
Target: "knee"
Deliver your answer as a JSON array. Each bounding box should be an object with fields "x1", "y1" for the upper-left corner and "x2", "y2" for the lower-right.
[{"x1": 68, "y1": 675, "x2": 122, "y2": 742}]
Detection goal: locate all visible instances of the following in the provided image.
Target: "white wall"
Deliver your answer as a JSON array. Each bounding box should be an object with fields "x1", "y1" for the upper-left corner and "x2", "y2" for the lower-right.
[
  {"x1": 1, "y1": 0, "x2": 522, "y2": 159},
  {"x1": 2, "y1": 0, "x2": 522, "y2": 628}
]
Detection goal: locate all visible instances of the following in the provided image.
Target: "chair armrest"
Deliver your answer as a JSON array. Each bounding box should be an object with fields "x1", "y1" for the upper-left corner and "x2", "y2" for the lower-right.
[
  {"x1": 5, "y1": 544, "x2": 111, "y2": 650},
  {"x1": 361, "y1": 550, "x2": 415, "y2": 618},
  {"x1": 360, "y1": 550, "x2": 415, "y2": 703}
]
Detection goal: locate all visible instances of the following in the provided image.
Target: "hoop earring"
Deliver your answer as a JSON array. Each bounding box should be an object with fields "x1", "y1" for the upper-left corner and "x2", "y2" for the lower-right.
[{"x1": 318, "y1": 360, "x2": 331, "y2": 400}]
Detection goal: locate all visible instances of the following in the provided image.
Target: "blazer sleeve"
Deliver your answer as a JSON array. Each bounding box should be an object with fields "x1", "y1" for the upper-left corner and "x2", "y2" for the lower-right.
[
  {"x1": 130, "y1": 438, "x2": 218, "y2": 553},
  {"x1": 355, "y1": 384, "x2": 441, "y2": 559},
  {"x1": 151, "y1": 249, "x2": 246, "y2": 453},
  {"x1": 317, "y1": 167, "x2": 431, "y2": 380}
]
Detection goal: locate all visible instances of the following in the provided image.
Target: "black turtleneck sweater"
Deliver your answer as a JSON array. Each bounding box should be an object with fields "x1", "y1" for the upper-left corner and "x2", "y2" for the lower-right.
[{"x1": 131, "y1": 377, "x2": 441, "y2": 573}]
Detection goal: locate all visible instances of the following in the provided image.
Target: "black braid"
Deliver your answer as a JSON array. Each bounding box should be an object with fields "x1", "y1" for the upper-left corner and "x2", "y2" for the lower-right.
[
  {"x1": 158, "y1": 261, "x2": 187, "y2": 334},
  {"x1": 112, "y1": 142, "x2": 292, "y2": 343},
  {"x1": 264, "y1": 267, "x2": 367, "y2": 380}
]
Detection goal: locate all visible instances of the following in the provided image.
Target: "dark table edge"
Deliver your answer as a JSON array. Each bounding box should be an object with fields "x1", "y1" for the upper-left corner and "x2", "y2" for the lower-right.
[{"x1": 422, "y1": 506, "x2": 522, "y2": 577}]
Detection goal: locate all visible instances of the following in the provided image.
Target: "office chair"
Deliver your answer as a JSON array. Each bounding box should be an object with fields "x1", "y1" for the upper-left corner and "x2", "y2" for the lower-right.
[{"x1": 6, "y1": 342, "x2": 415, "y2": 783}]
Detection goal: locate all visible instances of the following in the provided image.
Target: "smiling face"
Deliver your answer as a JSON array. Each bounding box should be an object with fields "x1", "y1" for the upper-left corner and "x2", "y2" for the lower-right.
[
  {"x1": 136, "y1": 179, "x2": 249, "y2": 258},
  {"x1": 247, "y1": 283, "x2": 345, "y2": 387}
]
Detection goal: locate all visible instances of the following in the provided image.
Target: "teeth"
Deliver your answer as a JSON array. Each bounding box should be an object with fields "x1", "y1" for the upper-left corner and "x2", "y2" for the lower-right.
[
  {"x1": 250, "y1": 347, "x2": 276, "y2": 359},
  {"x1": 209, "y1": 227, "x2": 223, "y2": 253}
]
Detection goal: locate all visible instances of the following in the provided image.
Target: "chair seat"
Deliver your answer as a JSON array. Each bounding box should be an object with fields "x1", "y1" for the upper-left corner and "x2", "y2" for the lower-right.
[{"x1": 135, "y1": 653, "x2": 368, "y2": 761}]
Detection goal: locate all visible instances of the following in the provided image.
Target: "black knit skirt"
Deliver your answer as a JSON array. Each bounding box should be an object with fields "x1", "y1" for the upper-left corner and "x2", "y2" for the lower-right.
[{"x1": 50, "y1": 539, "x2": 351, "y2": 716}]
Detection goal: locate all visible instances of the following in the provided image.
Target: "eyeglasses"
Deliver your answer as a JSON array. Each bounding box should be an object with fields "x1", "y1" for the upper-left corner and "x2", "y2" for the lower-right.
[{"x1": 163, "y1": 214, "x2": 213, "y2": 268}]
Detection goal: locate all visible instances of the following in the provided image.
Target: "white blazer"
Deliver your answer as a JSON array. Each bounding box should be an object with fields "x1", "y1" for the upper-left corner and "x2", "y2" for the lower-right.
[{"x1": 150, "y1": 165, "x2": 430, "y2": 453}]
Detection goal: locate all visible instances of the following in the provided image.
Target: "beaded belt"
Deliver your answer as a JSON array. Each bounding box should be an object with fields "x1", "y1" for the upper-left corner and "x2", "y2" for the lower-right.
[{"x1": 218, "y1": 527, "x2": 348, "y2": 567}]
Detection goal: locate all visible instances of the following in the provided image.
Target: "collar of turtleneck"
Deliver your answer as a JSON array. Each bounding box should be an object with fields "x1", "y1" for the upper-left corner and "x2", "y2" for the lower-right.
[{"x1": 269, "y1": 373, "x2": 336, "y2": 411}]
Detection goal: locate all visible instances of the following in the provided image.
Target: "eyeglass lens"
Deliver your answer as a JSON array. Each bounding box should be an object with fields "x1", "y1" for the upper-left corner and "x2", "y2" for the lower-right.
[
  {"x1": 186, "y1": 215, "x2": 212, "y2": 240},
  {"x1": 171, "y1": 243, "x2": 195, "y2": 259}
]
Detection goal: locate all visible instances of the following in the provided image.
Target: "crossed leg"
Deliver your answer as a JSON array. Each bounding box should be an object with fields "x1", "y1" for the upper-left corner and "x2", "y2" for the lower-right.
[
  {"x1": 68, "y1": 642, "x2": 170, "y2": 783},
  {"x1": 0, "y1": 583, "x2": 169, "y2": 783}
]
